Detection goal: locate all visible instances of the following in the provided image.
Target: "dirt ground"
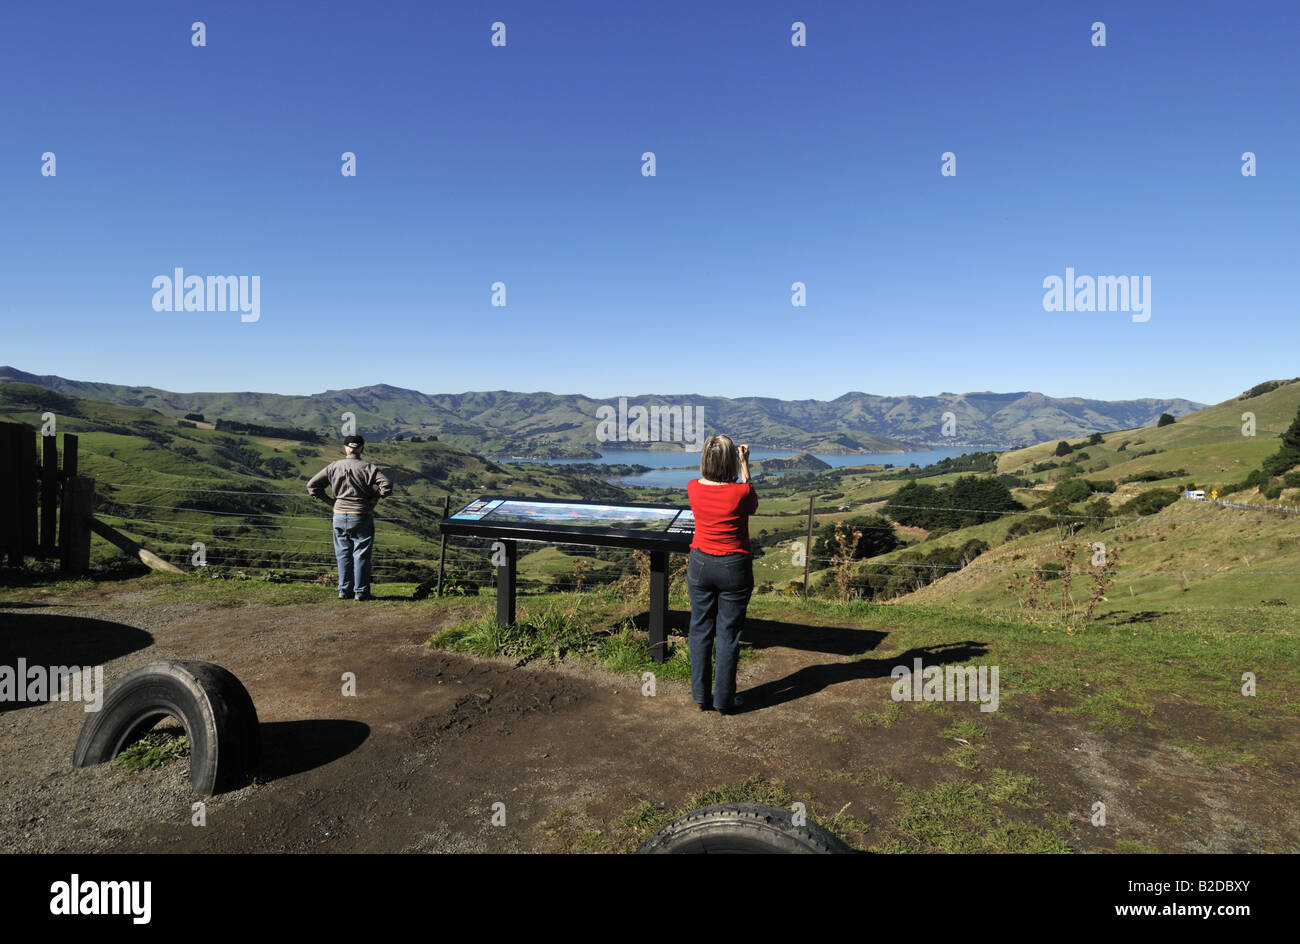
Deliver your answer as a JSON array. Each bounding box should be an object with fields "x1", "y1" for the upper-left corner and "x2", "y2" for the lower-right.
[{"x1": 1, "y1": 581, "x2": 1296, "y2": 853}]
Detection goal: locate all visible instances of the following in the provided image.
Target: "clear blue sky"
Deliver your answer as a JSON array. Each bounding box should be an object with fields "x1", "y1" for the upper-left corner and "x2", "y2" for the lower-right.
[{"x1": 2, "y1": 0, "x2": 1296, "y2": 406}]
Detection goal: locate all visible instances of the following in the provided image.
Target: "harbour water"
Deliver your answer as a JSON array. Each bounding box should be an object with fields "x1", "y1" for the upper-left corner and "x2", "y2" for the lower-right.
[{"x1": 497, "y1": 446, "x2": 977, "y2": 489}]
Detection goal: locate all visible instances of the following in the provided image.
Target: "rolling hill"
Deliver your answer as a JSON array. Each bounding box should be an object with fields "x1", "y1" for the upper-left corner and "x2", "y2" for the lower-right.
[
  {"x1": 0, "y1": 382, "x2": 636, "y2": 581},
  {"x1": 0, "y1": 366, "x2": 1204, "y2": 457}
]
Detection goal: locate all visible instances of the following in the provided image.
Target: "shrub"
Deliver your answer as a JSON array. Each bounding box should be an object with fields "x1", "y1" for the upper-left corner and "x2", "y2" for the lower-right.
[
  {"x1": 1261, "y1": 446, "x2": 1300, "y2": 477},
  {"x1": 859, "y1": 538, "x2": 989, "y2": 600},
  {"x1": 1116, "y1": 489, "x2": 1180, "y2": 517},
  {"x1": 1157, "y1": 413, "x2": 1176, "y2": 427},
  {"x1": 1054, "y1": 441, "x2": 1072, "y2": 457},
  {"x1": 1047, "y1": 479, "x2": 1092, "y2": 504},
  {"x1": 810, "y1": 515, "x2": 897, "y2": 570},
  {"x1": 883, "y1": 477, "x2": 1022, "y2": 532},
  {"x1": 1082, "y1": 497, "x2": 1112, "y2": 523},
  {"x1": 1239, "y1": 379, "x2": 1299, "y2": 400},
  {"x1": 1005, "y1": 515, "x2": 1055, "y2": 539},
  {"x1": 1119, "y1": 469, "x2": 1187, "y2": 484}
]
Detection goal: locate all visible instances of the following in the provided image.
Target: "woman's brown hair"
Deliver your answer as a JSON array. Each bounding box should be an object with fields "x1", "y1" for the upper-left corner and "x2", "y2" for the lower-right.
[{"x1": 699, "y1": 434, "x2": 739, "y2": 482}]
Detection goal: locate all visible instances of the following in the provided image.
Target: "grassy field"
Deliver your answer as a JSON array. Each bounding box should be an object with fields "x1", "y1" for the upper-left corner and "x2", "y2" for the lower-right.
[{"x1": 6, "y1": 565, "x2": 1293, "y2": 852}]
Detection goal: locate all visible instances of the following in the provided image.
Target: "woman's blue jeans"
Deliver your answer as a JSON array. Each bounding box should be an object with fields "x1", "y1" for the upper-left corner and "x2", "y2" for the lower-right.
[
  {"x1": 686, "y1": 547, "x2": 753, "y2": 708},
  {"x1": 332, "y1": 513, "x2": 375, "y2": 598}
]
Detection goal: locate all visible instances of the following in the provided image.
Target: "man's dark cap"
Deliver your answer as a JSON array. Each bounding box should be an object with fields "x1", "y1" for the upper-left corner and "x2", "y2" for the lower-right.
[{"x1": 344, "y1": 435, "x2": 365, "y2": 449}]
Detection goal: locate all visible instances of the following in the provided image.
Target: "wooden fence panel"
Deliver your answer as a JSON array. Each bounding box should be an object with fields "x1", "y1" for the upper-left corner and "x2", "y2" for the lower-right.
[{"x1": 40, "y1": 433, "x2": 59, "y2": 556}]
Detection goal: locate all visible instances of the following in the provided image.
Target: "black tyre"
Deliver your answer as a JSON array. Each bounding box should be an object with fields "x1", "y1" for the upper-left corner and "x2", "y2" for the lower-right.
[
  {"x1": 636, "y1": 802, "x2": 853, "y2": 854},
  {"x1": 73, "y1": 661, "x2": 260, "y2": 796}
]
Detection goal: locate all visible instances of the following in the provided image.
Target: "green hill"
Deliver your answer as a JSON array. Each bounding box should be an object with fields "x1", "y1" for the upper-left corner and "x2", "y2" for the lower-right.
[
  {"x1": 0, "y1": 366, "x2": 1203, "y2": 457},
  {"x1": 738, "y1": 379, "x2": 1300, "y2": 621},
  {"x1": 0, "y1": 382, "x2": 637, "y2": 583}
]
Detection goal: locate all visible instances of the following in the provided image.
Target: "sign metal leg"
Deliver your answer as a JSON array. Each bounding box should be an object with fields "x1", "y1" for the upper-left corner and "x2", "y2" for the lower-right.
[
  {"x1": 649, "y1": 550, "x2": 668, "y2": 664},
  {"x1": 497, "y1": 539, "x2": 517, "y2": 626}
]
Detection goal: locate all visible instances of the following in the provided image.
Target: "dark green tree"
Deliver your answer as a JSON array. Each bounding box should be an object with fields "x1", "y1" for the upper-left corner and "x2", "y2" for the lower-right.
[
  {"x1": 1157, "y1": 413, "x2": 1176, "y2": 427},
  {"x1": 1261, "y1": 403, "x2": 1300, "y2": 476}
]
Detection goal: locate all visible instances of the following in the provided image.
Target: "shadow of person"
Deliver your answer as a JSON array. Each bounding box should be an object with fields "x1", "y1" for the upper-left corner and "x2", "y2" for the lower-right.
[
  {"x1": 733, "y1": 640, "x2": 991, "y2": 713},
  {"x1": 0, "y1": 612, "x2": 153, "y2": 713},
  {"x1": 253, "y1": 719, "x2": 370, "y2": 782},
  {"x1": 742, "y1": 617, "x2": 887, "y2": 657}
]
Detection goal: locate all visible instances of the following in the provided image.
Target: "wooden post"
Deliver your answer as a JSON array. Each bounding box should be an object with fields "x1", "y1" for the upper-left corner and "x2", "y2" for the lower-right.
[
  {"x1": 40, "y1": 433, "x2": 58, "y2": 556},
  {"x1": 62, "y1": 433, "x2": 78, "y2": 480},
  {"x1": 436, "y1": 495, "x2": 449, "y2": 596},
  {"x1": 88, "y1": 516, "x2": 184, "y2": 573},
  {"x1": 17, "y1": 425, "x2": 37, "y2": 558},
  {"x1": 802, "y1": 496, "x2": 815, "y2": 598},
  {"x1": 0, "y1": 423, "x2": 22, "y2": 566},
  {"x1": 60, "y1": 475, "x2": 94, "y2": 575}
]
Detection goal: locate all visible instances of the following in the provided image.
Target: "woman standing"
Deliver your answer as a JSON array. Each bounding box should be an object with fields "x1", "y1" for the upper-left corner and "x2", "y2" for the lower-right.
[{"x1": 686, "y1": 434, "x2": 758, "y2": 713}]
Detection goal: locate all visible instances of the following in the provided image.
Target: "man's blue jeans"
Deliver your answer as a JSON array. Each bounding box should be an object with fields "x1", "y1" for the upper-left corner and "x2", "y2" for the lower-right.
[
  {"x1": 332, "y1": 513, "x2": 375, "y2": 598},
  {"x1": 686, "y1": 547, "x2": 753, "y2": 709}
]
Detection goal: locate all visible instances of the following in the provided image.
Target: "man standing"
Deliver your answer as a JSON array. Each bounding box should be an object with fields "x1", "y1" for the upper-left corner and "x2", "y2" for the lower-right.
[{"x1": 308, "y1": 435, "x2": 393, "y2": 600}]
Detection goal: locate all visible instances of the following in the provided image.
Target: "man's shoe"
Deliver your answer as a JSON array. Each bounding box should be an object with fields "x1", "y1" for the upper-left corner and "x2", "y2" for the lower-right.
[
  {"x1": 717, "y1": 695, "x2": 745, "y2": 715},
  {"x1": 354, "y1": 593, "x2": 373, "y2": 601}
]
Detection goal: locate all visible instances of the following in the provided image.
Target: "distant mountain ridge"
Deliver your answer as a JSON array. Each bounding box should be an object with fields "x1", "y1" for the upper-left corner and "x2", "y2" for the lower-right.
[{"x1": 0, "y1": 366, "x2": 1206, "y2": 457}]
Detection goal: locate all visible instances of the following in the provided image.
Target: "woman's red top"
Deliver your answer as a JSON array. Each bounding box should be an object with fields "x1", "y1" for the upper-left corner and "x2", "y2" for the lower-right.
[{"x1": 688, "y1": 479, "x2": 759, "y2": 556}]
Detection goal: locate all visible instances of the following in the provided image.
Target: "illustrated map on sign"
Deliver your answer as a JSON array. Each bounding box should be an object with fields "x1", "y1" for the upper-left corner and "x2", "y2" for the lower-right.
[{"x1": 451, "y1": 499, "x2": 694, "y2": 533}]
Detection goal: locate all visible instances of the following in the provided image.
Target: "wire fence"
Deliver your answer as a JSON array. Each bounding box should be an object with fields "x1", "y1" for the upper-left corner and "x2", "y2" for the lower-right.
[{"x1": 86, "y1": 478, "x2": 1299, "y2": 602}]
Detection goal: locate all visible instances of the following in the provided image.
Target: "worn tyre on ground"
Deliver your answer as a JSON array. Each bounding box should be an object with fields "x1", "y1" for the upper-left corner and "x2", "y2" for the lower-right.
[
  {"x1": 73, "y1": 661, "x2": 260, "y2": 796},
  {"x1": 636, "y1": 802, "x2": 852, "y2": 854}
]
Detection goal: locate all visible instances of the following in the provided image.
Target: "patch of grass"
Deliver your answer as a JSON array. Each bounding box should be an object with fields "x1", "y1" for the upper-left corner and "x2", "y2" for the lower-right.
[
  {"x1": 1050, "y1": 690, "x2": 1153, "y2": 731},
  {"x1": 818, "y1": 806, "x2": 872, "y2": 847},
  {"x1": 943, "y1": 718, "x2": 987, "y2": 741},
  {"x1": 1178, "y1": 740, "x2": 1266, "y2": 769},
  {"x1": 687, "y1": 774, "x2": 795, "y2": 809},
  {"x1": 945, "y1": 742, "x2": 983, "y2": 771},
  {"x1": 985, "y1": 769, "x2": 1040, "y2": 807},
  {"x1": 819, "y1": 767, "x2": 871, "y2": 786},
  {"x1": 854, "y1": 702, "x2": 903, "y2": 728},
  {"x1": 428, "y1": 596, "x2": 709, "y2": 681},
  {"x1": 428, "y1": 599, "x2": 606, "y2": 666},
  {"x1": 596, "y1": 627, "x2": 692, "y2": 681},
  {"x1": 1114, "y1": 838, "x2": 1160, "y2": 854},
  {"x1": 916, "y1": 699, "x2": 955, "y2": 717},
  {"x1": 114, "y1": 728, "x2": 189, "y2": 771},
  {"x1": 538, "y1": 808, "x2": 606, "y2": 854},
  {"x1": 874, "y1": 772, "x2": 1071, "y2": 853},
  {"x1": 615, "y1": 801, "x2": 676, "y2": 848}
]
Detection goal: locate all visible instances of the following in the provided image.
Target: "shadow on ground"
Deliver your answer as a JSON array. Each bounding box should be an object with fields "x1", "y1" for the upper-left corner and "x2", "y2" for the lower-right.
[
  {"x1": 742, "y1": 618, "x2": 887, "y2": 656},
  {"x1": 253, "y1": 719, "x2": 371, "y2": 782},
  {"x1": 0, "y1": 613, "x2": 153, "y2": 713},
  {"x1": 735, "y1": 640, "x2": 991, "y2": 713}
]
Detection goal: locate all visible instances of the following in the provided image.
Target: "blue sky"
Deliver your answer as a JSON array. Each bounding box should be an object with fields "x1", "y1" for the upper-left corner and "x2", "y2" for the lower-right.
[{"x1": 1, "y1": 0, "x2": 1296, "y2": 406}]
